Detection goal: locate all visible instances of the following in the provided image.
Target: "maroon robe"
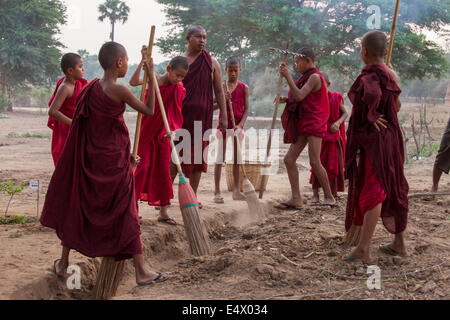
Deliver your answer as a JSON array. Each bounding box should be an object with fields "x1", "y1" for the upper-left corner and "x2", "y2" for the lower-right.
[
  {"x1": 179, "y1": 50, "x2": 214, "y2": 178},
  {"x1": 48, "y1": 77, "x2": 88, "y2": 166},
  {"x1": 345, "y1": 63, "x2": 408, "y2": 234},
  {"x1": 281, "y1": 67, "x2": 329, "y2": 144},
  {"x1": 40, "y1": 79, "x2": 142, "y2": 260},
  {"x1": 310, "y1": 91, "x2": 345, "y2": 194},
  {"x1": 134, "y1": 82, "x2": 185, "y2": 207}
]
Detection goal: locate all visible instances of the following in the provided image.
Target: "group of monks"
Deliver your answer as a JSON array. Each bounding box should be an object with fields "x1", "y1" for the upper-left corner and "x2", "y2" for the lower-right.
[{"x1": 39, "y1": 24, "x2": 413, "y2": 286}]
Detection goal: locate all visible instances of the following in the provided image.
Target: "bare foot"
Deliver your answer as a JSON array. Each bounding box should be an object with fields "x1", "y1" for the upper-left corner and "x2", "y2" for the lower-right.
[
  {"x1": 232, "y1": 190, "x2": 246, "y2": 201},
  {"x1": 345, "y1": 247, "x2": 373, "y2": 263},
  {"x1": 283, "y1": 198, "x2": 303, "y2": 207},
  {"x1": 431, "y1": 186, "x2": 438, "y2": 193},
  {"x1": 381, "y1": 243, "x2": 407, "y2": 256},
  {"x1": 136, "y1": 269, "x2": 168, "y2": 285},
  {"x1": 54, "y1": 259, "x2": 68, "y2": 277},
  {"x1": 323, "y1": 196, "x2": 336, "y2": 206}
]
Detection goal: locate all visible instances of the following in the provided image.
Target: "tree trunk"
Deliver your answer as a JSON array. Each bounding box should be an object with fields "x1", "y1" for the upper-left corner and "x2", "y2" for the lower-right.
[
  {"x1": 6, "y1": 85, "x2": 12, "y2": 112},
  {"x1": 111, "y1": 23, "x2": 115, "y2": 41},
  {"x1": 0, "y1": 72, "x2": 6, "y2": 96}
]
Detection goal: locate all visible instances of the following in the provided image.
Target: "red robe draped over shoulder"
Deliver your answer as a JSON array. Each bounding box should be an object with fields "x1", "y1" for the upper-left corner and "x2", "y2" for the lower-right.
[
  {"x1": 310, "y1": 91, "x2": 345, "y2": 194},
  {"x1": 217, "y1": 81, "x2": 246, "y2": 140},
  {"x1": 281, "y1": 68, "x2": 329, "y2": 144},
  {"x1": 345, "y1": 63, "x2": 408, "y2": 234},
  {"x1": 179, "y1": 50, "x2": 214, "y2": 178},
  {"x1": 134, "y1": 82, "x2": 186, "y2": 207},
  {"x1": 47, "y1": 77, "x2": 88, "y2": 166},
  {"x1": 40, "y1": 79, "x2": 142, "y2": 260}
]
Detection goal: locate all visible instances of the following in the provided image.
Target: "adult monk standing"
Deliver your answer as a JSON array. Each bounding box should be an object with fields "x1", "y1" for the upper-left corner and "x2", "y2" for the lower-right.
[{"x1": 173, "y1": 25, "x2": 228, "y2": 206}]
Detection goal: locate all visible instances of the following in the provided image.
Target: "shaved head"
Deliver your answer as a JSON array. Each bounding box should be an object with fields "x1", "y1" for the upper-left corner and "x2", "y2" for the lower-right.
[
  {"x1": 362, "y1": 31, "x2": 387, "y2": 57},
  {"x1": 98, "y1": 41, "x2": 127, "y2": 70},
  {"x1": 226, "y1": 56, "x2": 241, "y2": 68},
  {"x1": 186, "y1": 25, "x2": 206, "y2": 39}
]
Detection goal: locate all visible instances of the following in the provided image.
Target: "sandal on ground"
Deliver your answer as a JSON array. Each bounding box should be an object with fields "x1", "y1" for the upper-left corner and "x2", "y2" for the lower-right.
[
  {"x1": 157, "y1": 217, "x2": 177, "y2": 225},
  {"x1": 53, "y1": 259, "x2": 64, "y2": 277},
  {"x1": 137, "y1": 272, "x2": 168, "y2": 286},
  {"x1": 343, "y1": 253, "x2": 372, "y2": 264},
  {"x1": 274, "y1": 202, "x2": 303, "y2": 211},
  {"x1": 213, "y1": 194, "x2": 224, "y2": 204},
  {"x1": 379, "y1": 244, "x2": 406, "y2": 257}
]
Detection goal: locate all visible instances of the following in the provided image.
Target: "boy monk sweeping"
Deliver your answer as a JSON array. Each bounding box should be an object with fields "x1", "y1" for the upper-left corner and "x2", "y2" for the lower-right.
[
  {"x1": 213, "y1": 56, "x2": 250, "y2": 203},
  {"x1": 310, "y1": 72, "x2": 348, "y2": 204},
  {"x1": 276, "y1": 48, "x2": 336, "y2": 210},
  {"x1": 40, "y1": 42, "x2": 167, "y2": 286},
  {"x1": 48, "y1": 53, "x2": 88, "y2": 166},
  {"x1": 344, "y1": 31, "x2": 409, "y2": 262},
  {"x1": 172, "y1": 25, "x2": 228, "y2": 207},
  {"x1": 130, "y1": 48, "x2": 189, "y2": 226}
]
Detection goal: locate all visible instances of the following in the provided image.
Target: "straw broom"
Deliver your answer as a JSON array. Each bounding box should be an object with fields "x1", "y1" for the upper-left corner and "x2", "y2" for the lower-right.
[
  {"x1": 259, "y1": 40, "x2": 290, "y2": 199},
  {"x1": 344, "y1": 0, "x2": 400, "y2": 246},
  {"x1": 152, "y1": 73, "x2": 211, "y2": 256},
  {"x1": 225, "y1": 82, "x2": 264, "y2": 221},
  {"x1": 93, "y1": 27, "x2": 156, "y2": 300}
]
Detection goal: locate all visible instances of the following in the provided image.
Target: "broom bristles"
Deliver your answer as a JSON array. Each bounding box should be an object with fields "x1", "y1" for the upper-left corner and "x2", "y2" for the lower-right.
[
  {"x1": 344, "y1": 224, "x2": 362, "y2": 246},
  {"x1": 178, "y1": 173, "x2": 211, "y2": 256},
  {"x1": 242, "y1": 177, "x2": 264, "y2": 221},
  {"x1": 93, "y1": 257, "x2": 125, "y2": 300}
]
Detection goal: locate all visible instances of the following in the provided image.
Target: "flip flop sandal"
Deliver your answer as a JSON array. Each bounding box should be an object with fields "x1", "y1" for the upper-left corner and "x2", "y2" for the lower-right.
[
  {"x1": 53, "y1": 259, "x2": 64, "y2": 277},
  {"x1": 317, "y1": 203, "x2": 338, "y2": 208},
  {"x1": 343, "y1": 253, "x2": 373, "y2": 264},
  {"x1": 213, "y1": 195, "x2": 225, "y2": 204},
  {"x1": 137, "y1": 272, "x2": 168, "y2": 286},
  {"x1": 274, "y1": 202, "x2": 303, "y2": 211},
  {"x1": 379, "y1": 244, "x2": 405, "y2": 256},
  {"x1": 158, "y1": 217, "x2": 177, "y2": 226},
  {"x1": 310, "y1": 201, "x2": 321, "y2": 206}
]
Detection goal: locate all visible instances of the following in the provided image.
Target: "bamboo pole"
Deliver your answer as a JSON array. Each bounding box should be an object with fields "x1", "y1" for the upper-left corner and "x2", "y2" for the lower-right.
[
  {"x1": 259, "y1": 40, "x2": 290, "y2": 199},
  {"x1": 132, "y1": 26, "x2": 156, "y2": 172},
  {"x1": 386, "y1": 0, "x2": 400, "y2": 66}
]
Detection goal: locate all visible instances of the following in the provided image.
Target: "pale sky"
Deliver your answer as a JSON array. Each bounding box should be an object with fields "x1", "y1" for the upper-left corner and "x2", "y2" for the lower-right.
[{"x1": 59, "y1": 0, "x2": 173, "y2": 64}]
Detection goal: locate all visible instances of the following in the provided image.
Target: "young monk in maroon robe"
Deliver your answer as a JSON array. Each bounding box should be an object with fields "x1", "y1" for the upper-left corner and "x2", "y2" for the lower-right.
[
  {"x1": 310, "y1": 72, "x2": 348, "y2": 203},
  {"x1": 213, "y1": 56, "x2": 250, "y2": 203},
  {"x1": 172, "y1": 25, "x2": 228, "y2": 207},
  {"x1": 344, "y1": 31, "x2": 409, "y2": 263},
  {"x1": 48, "y1": 53, "x2": 87, "y2": 166},
  {"x1": 40, "y1": 42, "x2": 168, "y2": 286},
  {"x1": 130, "y1": 53, "x2": 189, "y2": 225},
  {"x1": 275, "y1": 48, "x2": 336, "y2": 210}
]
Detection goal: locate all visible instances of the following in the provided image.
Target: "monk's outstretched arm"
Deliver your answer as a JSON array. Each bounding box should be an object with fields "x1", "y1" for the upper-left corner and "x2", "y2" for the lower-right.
[
  {"x1": 237, "y1": 85, "x2": 250, "y2": 129},
  {"x1": 49, "y1": 84, "x2": 72, "y2": 126},
  {"x1": 212, "y1": 58, "x2": 228, "y2": 130}
]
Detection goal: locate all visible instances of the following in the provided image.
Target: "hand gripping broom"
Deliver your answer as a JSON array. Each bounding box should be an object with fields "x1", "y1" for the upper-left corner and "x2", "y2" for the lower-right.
[
  {"x1": 258, "y1": 40, "x2": 290, "y2": 199},
  {"x1": 153, "y1": 72, "x2": 211, "y2": 256},
  {"x1": 93, "y1": 27, "x2": 156, "y2": 300},
  {"x1": 344, "y1": 0, "x2": 400, "y2": 246},
  {"x1": 225, "y1": 82, "x2": 264, "y2": 221}
]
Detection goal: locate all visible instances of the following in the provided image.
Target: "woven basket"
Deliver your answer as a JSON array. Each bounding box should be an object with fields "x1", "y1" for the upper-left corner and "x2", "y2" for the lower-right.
[{"x1": 225, "y1": 162, "x2": 271, "y2": 192}]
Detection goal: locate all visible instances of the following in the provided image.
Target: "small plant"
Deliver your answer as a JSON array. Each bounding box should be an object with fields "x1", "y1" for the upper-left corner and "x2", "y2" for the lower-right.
[
  {"x1": 0, "y1": 215, "x2": 37, "y2": 225},
  {"x1": 0, "y1": 180, "x2": 26, "y2": 216},
  {"x1": 7, "y1": 132, "x2": 49, "y2": 139}
]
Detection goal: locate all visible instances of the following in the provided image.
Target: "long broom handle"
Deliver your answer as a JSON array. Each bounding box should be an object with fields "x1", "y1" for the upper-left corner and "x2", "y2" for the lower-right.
[
  {"x1": 153, "y1": 73, "x2": 183, "y2": 175},
  {"x1": 258, "y1": 40, "x2": 290, "y2": 197},
  {"x1": 386, "y1": 0, "x2": 400, "y2": 66},
  {"x1": 132, "y1": 26, "x2": 156, "y2": 170},
  {"x1": 224, "y1": 82, "x2": 246, "y2": 177}
]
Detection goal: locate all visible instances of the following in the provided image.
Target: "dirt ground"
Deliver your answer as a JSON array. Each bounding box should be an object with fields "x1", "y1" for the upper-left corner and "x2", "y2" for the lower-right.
[{"x1": 0, "y1": 104, "x2": 449, "y2": 300}]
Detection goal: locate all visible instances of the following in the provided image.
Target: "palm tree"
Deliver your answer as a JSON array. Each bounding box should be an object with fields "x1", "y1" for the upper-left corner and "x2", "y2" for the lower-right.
[{"x1": 98, "y1": 0, "x2": 130, "y2": 42}]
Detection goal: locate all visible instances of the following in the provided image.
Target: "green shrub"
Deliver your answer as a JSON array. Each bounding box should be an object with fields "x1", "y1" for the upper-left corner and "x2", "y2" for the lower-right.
[{"x1": 0, "y1": 91, "x2": 8, "y2": 112}]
